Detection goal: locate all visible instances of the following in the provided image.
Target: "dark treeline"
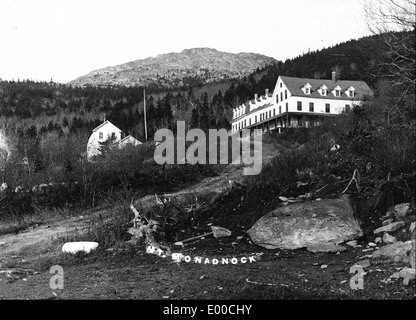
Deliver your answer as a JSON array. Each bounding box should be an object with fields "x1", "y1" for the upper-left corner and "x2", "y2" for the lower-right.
[{"x1": 0, "y1": 31, "x2": 408, "y2": 142}]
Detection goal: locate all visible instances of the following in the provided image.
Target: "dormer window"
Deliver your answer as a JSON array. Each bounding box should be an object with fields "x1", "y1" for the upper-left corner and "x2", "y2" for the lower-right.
[
  {"x1": 302, "y1": 83, "x2": 312, "y2": 95},
  {"x1": 319, "y1": 84, "x2": 328, "y2": 96},
  {"x1": 332, "y1": 85, "x2": 342, "y2": 97},
  {"x1": 346, "y1": 86, "x2": 355, "y2": 98}
]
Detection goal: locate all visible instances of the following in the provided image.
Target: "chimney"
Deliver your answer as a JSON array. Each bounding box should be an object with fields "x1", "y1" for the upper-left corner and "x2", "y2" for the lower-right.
[
  {"x1": 265, "y1": 89, "x2": 269, "y2": 96},
  {"x1": 254, "y1": 94, "x2": 258, "y2": 100},
  {"x1": 332, "y1": 71, "x2": 336, "y2": 83}
]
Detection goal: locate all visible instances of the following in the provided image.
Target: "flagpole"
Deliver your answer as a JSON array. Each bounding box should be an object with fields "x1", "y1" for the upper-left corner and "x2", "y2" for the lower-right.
[{"x1": 143, "y1": 86, "x2": 148, "y2": 142}]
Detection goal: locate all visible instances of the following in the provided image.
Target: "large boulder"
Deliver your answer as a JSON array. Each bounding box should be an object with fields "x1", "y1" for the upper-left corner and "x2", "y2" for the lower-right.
[{"x1": 247, "y1": 196, "x2": 363, "y2": 250}]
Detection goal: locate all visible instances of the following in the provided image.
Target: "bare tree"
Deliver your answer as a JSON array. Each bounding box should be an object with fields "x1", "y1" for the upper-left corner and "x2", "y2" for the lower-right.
[
  {"x1": 364, "y1": 0, "x2": 415, "y2": 127},
  {"x1": 364, "y1": 0, "x2": 415, "y2": 93}
]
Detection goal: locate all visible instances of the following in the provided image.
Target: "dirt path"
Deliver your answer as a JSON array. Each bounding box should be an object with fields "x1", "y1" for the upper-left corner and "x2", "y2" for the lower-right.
[{"x1": 0, "y1": 135, "x2": 276, "y2": 262}]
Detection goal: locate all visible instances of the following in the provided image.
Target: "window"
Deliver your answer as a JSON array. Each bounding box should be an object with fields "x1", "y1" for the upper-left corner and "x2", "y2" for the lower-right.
[
  {"x1": 279, "y1": 106, "x2": 281, "y2": 114},
  {"x1": 349, "y1": 90, "x2": 354, "y2": 97},
  {"x1": 297, "y1": 101, "x2": 302, "y2": 111},
  {"x1": 249, "y1": 118, "x2": 251, "y2": 126},
  {"x1": 99, "y1": 132, "x2": 103, "y2": 139},
  {"x1": 269, "y1": 110, "x2": 271, "y2": 117},
  {"x1": 285, "y1": 90, "x2": 287, "y2": 99},
  {"x1": 260, "y1": 114, "x2": 262, "y2": 121},
  {"x1": 322, "y1": 89, "x2": 327, "y2": 96},
  {"x1": 273, "y1": 109, "x2": 276, "y2": 116},
  {"x1": 280, "y1": 92, "x2": 283, "y2": 101},
  {"x1": 345, "y1": 104, "x2": 350, "y2": 112},
  {"x1": 286, "y1": 103, "x2": 288, "y2": 112},
  {"x1": 280, "y1": 82, "x2": 282, "y2": 88},
  {"x1": 276, "y1": 95, "x2": 279, "y2": 103},
  {"x1": 335, "y1": 90, "x2": 341, "y2": 97},
  {"x1": 309, "y1": 102, "x2": 314, "y2": 112},
  {"x1": 111, "y1": 132, "x2": 115, "y2": 139},
  {"x1": 305, "y1": 88, "x2": 310, "y2": 94},
  {"x1": 255, "y1": 115, "x2": 257, "y2": 123},
  {"x1": 325, "y1": 103, "x2": 330, "y2": 113},
  {"x1": 244, "y1": 120, "x2": 246, "y2": 127}
]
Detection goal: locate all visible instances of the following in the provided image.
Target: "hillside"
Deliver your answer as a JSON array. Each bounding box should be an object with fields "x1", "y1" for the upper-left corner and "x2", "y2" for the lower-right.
[{"x1": 68, "y1": 48, "x2": 276, "y2": 88}]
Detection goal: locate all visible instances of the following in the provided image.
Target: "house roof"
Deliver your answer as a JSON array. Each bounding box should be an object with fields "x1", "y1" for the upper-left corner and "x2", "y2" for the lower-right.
[
  {"x1": 280, "y1": 76, "x2": 373, "y2": 100},
  {"x1": 120, "y1": 135, "x2": 141, "y2": 144},
  {"x1": 92, "y1": 120, "x2": 122, "y2": 132}
]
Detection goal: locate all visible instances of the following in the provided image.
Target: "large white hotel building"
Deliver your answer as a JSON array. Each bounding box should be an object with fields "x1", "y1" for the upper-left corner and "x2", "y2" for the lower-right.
[{"x1": 231, "y1": 71, "x2": 373, "y2": 133}]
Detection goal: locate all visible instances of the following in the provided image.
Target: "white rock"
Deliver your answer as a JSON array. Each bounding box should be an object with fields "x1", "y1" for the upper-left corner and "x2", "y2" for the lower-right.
[
  {"x1": 372, "y1": 241, "x2": 412, "y2": 261},
  {"x1": 382, "y1": 218, "x2": 394, "y2": 226},
  {"x1": 62, "y1": 242, "x2": 99, "y2": 254},
  {"x1": 393, "y1": 203, "x2": 411, "y2": 219},
  {"x1": 373, "y1": 221, "x2": 405, "y2": 234},
  {"x1": 382, "y1": 233, "x2": 397, "y2": 244},
  {"x1": 346, "y1": 240, "x2": 357, "y2": 247},
  {"x1": 356, "y1": 259, "x2": 371, "y2": 268}
]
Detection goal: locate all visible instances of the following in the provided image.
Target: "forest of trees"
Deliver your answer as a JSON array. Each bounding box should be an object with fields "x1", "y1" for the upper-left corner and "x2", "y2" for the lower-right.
[{"x1": 0, "y1": 30, "x2": 412, "y2": 152}]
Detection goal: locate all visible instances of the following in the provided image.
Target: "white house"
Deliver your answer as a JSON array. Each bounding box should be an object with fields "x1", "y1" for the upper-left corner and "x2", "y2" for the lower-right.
[
  {"x1": 86, "y1": 120, "x2": 122, "y2": 159},
  {"x1": 86, "y1": 120, "x2": 143, "y2": 159},
  {"x1": 231, "y1": 71, "x2": 373, "y2": 133}
]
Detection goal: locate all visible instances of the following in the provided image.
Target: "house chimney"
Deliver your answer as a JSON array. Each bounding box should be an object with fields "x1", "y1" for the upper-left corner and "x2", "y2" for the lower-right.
[
  {"x1": 332, "y1": 71, "x2": 336, "y2": 83},
  {"x1": 265, "y1": 89, "x2": 269, "y2": 96}
]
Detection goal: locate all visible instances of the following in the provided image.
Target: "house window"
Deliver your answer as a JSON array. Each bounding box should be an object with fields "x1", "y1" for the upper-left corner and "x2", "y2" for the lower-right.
[
  {"x1": 285, "y1": 90, "x2": 287, "y2": 99},
  {"x1": 286, "y1": 103, "x2": 288, "y2": 112},
  {"x1": 249, "y1": 118, "x2": 251, "y2": 126},
  {"x1": 111, "y1": 132, "x2": 115, "y2": 139},
  {"x1": 269, "y1": 110, "x2": 271, "y2": 117},
  {"x1": 349, "y1": 90, "x2": 354, "y2": 97},
  {"x1": 321, "y1": 89, "x2": 327, "y2": 96},
  {"x1": 345, "y1": 104, "x2": 350, "y2": 112},
  {"x1": 309, "y1": 102, "x2": 314, "y2": 112},
  {"x1": 255, "y1": 115, "x2": 257, "y2": 122},
  {"x1": 280, "y1": 82, "x2": 282, "y2": 88},
  {"x1": 335, "y1": 90, "x2": 341, "y2": 97},
  {"x1": 99, "y1": 132, "x2": 103, "y2": 139},
  {"x1": 244, "y1": 119, "x2": 246, "y2": 127},
  {"x1": 280, "y1": 92, "x2": 283, "y2": 101},
  {"x1": 305, "y1": 88, "x2": 310, "y2": 94},
  {"x1": 276, "y1": 95, "x2": 279, "y2": 103},
  {"x1": 325, "y1": 103, "x2": 330, "y2": 113},
  {"x1": 273, "y1": 109, "x2": 276, "y2": 116},
  {"x1": 279, "y1": 105, "x2": 281, "y2": 114},
  {"x1": 297, "y1": 101, "x2": 302, "y2": 111},
  {"x1": 260, "y1": 114, "x2": 262, "y2": 121}
]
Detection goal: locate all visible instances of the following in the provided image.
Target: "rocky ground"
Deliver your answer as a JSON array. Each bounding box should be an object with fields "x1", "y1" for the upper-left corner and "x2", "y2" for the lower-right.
[{"x1": 0, "y1": 136, "x2": 414, "y2": 301}]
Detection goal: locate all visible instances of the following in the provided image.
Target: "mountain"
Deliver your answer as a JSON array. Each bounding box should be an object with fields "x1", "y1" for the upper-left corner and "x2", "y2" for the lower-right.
[{"x1": 68, "y1": 48, "x2": 277, "y2": 88}]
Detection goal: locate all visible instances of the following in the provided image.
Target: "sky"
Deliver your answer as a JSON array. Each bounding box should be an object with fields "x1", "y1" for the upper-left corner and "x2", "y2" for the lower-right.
[{"x1": 0, "y1": 0, "x2": 373, "y2": 83}]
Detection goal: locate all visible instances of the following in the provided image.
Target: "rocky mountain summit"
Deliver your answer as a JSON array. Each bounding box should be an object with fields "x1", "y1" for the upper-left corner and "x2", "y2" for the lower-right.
[{"x1": 68, "y1": 48, "x2": 276, "y2": 88}]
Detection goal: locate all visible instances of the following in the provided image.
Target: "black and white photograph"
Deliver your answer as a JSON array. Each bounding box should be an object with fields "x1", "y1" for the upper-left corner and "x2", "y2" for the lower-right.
[{"x1": 0, "y1": 0, "x2": 415, "y2": 309}]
